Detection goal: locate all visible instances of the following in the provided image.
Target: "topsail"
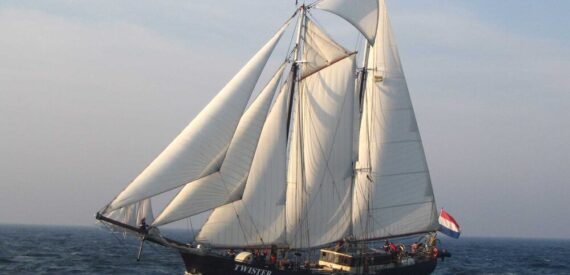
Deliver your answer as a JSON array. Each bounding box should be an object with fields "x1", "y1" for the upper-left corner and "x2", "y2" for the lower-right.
[
  {"x1": 315, "y1": 0, "x2": 379, "y2": 44},
  {"x1": 286, "y1": 20, "x2": 356, "y2": 248}
]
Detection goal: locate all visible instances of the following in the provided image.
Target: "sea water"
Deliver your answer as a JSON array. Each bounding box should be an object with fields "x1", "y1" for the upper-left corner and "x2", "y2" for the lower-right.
[{"x1": 1, "y1": 224, "x2": 569, "y2": 274}]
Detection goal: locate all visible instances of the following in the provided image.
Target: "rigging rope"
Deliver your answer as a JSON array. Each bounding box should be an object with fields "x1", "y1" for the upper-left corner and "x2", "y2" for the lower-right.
[{"x1": 186, "y1": 217, "x2": 195, "y2": 243}]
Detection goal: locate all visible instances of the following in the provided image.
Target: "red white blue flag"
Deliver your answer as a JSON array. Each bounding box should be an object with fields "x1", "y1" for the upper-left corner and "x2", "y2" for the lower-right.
[{"x1": 438, "y1": 209, "x2": 461, "y2": 238}]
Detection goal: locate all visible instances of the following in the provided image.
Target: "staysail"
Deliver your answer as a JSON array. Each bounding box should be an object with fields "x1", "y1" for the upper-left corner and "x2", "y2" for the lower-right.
[
  {"x1": 103, "y1": 21, "x2": 291, "y2": 213},
  {"x1": 286, "y1": 20, "x2": 356, "y2": 248},
  {"x1": 352, "y1": 0, "x2": 439, "y2": 241},
  {"x1": 196, "y1": 80, "x2": 291, "y2": 247},
  {"x1": 151, "y1": 65, "x2": 286, "y2": 226}
]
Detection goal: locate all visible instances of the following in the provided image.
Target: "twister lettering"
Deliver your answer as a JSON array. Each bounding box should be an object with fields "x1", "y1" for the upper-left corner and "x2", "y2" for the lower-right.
[{"x1": 234, "y1": 264, "x2": 272, "y2": 275}]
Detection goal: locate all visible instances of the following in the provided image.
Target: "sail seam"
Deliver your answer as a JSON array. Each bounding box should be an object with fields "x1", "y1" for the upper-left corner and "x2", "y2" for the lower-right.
[
  {"x1": 373, "y1": 170, "x2": 428, "y2": 178},
  {"x1": 379, "y1": 139, "x2": 420, "y2": 145},
  {"x1": 370, "y1": 200, "x2": 434, "y2": 211}
]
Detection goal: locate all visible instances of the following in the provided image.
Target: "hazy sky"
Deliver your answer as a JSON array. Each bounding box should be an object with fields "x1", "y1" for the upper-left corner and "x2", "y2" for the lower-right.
[{"x1": 1, "y1": 1, "x2": 569, "y2": 239}]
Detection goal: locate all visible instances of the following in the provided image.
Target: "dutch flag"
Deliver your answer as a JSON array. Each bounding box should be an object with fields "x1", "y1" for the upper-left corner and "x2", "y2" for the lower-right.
[{"x1": 438, "y1": 209, "x2": 461, "y2": 238}]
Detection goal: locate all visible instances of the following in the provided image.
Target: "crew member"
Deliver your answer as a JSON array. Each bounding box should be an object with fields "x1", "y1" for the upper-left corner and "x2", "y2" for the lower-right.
[
  {"x1": 139, "y1": 218, "x2": 148, "y2": 234},
  {"x1": 411, "y1": 242, "x2": 418, "y2": 255}
]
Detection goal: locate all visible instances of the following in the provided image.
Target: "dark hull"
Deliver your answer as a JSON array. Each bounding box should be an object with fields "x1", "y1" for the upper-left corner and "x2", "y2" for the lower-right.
[
  {"x1": 371, "y1": 259, "x2": 437, "y2": 275},
  {"x1": 180, "y1": 252, "x2": 437, "y2": 275},
  {"x1": 181, "y1": 252, "x2": 310, "y2": 275}
]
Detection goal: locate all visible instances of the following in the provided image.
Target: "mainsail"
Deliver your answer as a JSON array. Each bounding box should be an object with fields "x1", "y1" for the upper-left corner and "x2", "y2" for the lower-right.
[
  {"x1": 103, "y1": 20, "x2": 291, "y2": 213},
  {"x1": 286, "y1": 19, "x2": 356, "y2": 248},
  {"x1": 351, "y1": 0, "x2": 439, "y2": 240}
]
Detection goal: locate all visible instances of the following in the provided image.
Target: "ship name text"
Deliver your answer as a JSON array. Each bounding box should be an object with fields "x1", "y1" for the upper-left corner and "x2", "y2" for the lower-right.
[{"x1": 234, "y1": 264, "x2": 272, "y2": 275}]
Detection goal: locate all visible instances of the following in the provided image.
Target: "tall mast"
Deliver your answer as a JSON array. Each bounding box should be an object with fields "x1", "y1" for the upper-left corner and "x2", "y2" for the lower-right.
[
  {"x1": 355, "y1": 38, "x2": 372, "y2": 274},
  {"x1": 295, "y1": 5, "x2": 309, "y2": 253},
  {"x1": 285, "y1": 4, "x2": 309, "y2": 250},
  {"x1": 294, "y1": 5, "x2": 305, "y2": 61},
  {"x1": 286, "y1": 5, "x2": 306, "y2": 136},
  {"x1": 358, "y1": 40, "x2": 371, "y2": 111}
]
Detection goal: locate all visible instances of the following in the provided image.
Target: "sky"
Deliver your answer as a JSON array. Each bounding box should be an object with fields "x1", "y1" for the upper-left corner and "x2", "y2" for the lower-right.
[{"x1": 0, "y1": 1, "x2": 569, "y2": 239}]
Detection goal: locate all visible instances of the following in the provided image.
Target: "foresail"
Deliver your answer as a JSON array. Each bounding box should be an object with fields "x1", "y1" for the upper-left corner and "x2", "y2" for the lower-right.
[
  {"x1": 151, "y1": 65, "x2": 286, "y2": 227},
  {"x1": 352, "y1": 0, "x2": 438, "y2": 241},
  {"x1": 286, "y1": 54, "x2": 356, "y2": 249},
  {"x1": 315, "y1": 0, "x2": 378, "y2": 44},
  {"x1": 104, "y1": 21, "x2": 290, "y2": 213},
  {"x1": 196, "y1": 81, "x2": 291, "y2": 247}
]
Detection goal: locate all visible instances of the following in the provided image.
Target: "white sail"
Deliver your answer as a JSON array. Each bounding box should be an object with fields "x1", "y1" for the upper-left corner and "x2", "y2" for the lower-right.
[
  {"x1": 196, "y1": 80, "x2": 291, "y2": 247},
  {"x1": 301, "y1": 19, "x2": 351, "y2": 78},
  {"x1": 93, "y1": 3, "x2": 448, "y2": 263},
  {"x1": 286, "y1": 49, "x2": 356, "y2": 248},
  {"x1": 315, "y1": 0, "x2": 379, "y2": 44},
  {"x1": 352, "y1": 0, "x2": 438, "y2": 241},
  {"x1": 151, "y1": 65, "x2": 286, "y2": 226},
  {"x1": 105, "y1": 198, "x2": 154, "y2": 231},
  {"x1": 104, "y1": 22, "x2": 290, "y2": 213}
]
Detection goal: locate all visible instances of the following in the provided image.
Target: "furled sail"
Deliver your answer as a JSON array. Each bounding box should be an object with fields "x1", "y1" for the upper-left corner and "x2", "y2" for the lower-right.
[
  {"x1": 352, "y1": 0, "x2": 438, "y2": 241},
  {"x1": 105, "y1": 198, "x2": 154, "y2": 232},
  {"x1": 104, "y1": 21, "x2": 290, "y2": 213},
  {"x1": 286, "y1": 21, "x2": 356, "y2": 247},
  {"x1": 151, "y1": 65, "x2": 287, "y2": 226},
  {"x1": 196, "y1": 80, "x2": 291, "y2": 247},
  {"x1": 315, "y1": 0, "x2": 379, "y2": 44}
]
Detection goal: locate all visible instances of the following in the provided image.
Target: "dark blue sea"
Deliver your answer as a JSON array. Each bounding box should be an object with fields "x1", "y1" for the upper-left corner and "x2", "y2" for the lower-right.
[{"x1": 1, "y1": 224, "x2": 569, "y2": 274}]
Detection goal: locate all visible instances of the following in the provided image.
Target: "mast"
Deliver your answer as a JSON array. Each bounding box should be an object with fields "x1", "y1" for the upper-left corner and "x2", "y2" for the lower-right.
[
  {"x1": 285, "y1": 4, "x2": 304, "y2": 246},
  {"x1": 288, "y1": 4, "x2": 306, "y2": 251},
  {"x1": 354, "y1": 38, "x2": 372, "y2": 275},
  {"x1": 358, "y1": 40, "x2": 370, "y2": 112},
  {"x1": 286, "y1": 5, "x2": 306, "y2": 136},
  {"x1": 285, "y1": 13, "x2": 356, "y2": 250}
]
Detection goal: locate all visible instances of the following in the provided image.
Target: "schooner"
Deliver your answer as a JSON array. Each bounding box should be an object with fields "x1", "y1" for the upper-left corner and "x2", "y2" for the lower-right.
[{"x1": 96, "y1": 1, "x2": 445, "y2": 274}]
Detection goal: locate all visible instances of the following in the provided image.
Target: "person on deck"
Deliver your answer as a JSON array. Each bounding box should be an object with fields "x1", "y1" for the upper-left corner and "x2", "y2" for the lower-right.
[
  {"x1": 384, "y1": 240, "x2": 397, "y2": 259},
  {"x1": 389, "y1": 242, "x2": 397, "y2": 253},
  {"x1": 411, "y1": 242, "x2": 419, "y2": 255},
  {"x1": 139, "y1": 218, "x2": 148, "y2": 234},
  {"x1": 335, "y1": 240, "x2": 345, "y2": 252},
  {"x1": 270, "y1": 252, "x2": 278, "y2": 267}
]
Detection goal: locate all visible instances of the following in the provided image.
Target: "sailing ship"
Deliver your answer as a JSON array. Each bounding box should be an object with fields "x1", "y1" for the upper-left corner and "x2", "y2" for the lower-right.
[{"x1": 96, "y1": 0, "x2": 447, "y2": 274}]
